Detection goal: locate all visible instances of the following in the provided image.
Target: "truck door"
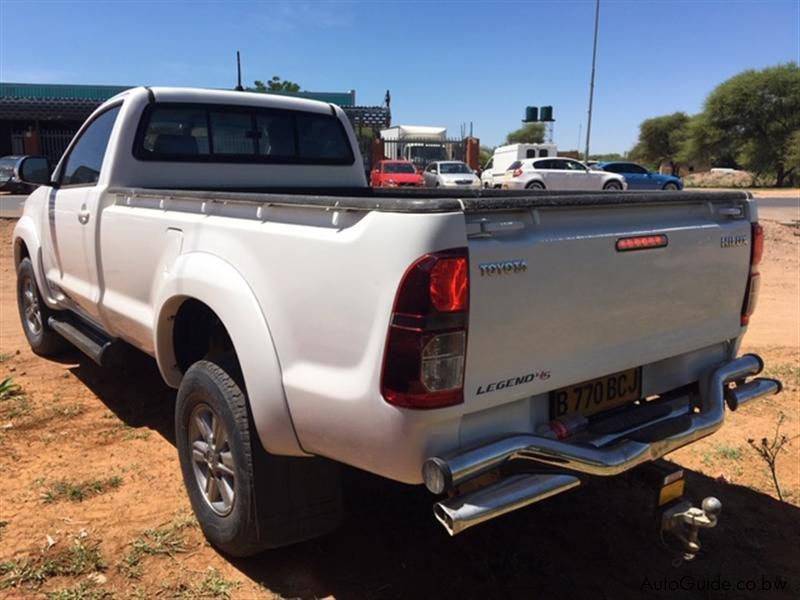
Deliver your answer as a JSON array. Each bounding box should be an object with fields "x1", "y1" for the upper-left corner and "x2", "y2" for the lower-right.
[{"x1": 43, "y1": 104, "x2": 121, "y2": 323}]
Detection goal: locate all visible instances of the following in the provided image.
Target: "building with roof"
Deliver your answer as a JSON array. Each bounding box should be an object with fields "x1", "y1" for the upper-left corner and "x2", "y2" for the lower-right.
[{"x1": 0, "y1": 82, "x2": 390, "y2": 165}]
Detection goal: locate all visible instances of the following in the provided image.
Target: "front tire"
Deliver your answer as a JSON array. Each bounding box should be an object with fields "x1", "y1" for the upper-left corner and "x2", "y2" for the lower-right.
[
  {"x1": 176, "y1": 359, "x2": 342, "y2": 556},
  {"x1": 603, "y1": 180, "x2": 623, "y2": 191},
  {"x1": 662, "y1": 182, "x2": 679, "y2": 191},
  {"x1": 16, "y1": 257, "x2": 68, "y2": 356}
]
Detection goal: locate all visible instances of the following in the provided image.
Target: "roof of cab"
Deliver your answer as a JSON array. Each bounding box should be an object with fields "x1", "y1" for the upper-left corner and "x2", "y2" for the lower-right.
[{"x1": 107, "y1": 86, "x2": 335, "y2": 115}]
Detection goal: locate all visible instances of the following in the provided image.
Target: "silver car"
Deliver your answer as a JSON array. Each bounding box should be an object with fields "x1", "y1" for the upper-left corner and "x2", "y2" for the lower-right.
[{"x1": 423, "y1": 161, "x2": 481, "y2": 189}]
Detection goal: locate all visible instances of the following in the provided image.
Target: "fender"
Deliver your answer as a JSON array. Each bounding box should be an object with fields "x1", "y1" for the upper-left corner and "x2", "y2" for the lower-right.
[
  {"x1": 153, "y1": 252, "x2": 307, "y2": 457},
  {"x1": 12, "y1": 215, "x2": 60, "y2": 309}
]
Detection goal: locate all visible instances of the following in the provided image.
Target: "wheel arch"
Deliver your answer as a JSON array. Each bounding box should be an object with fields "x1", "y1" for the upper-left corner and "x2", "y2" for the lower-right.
[
  {"x1": 526, "y1": 177, "x2": 546, "y2": 189},
  {"x1": 154, "y1": 252, "x2": 306, "y2": 456},
  {"x1": 11, "y1": 216, "x2": 57, "y2": 308}
]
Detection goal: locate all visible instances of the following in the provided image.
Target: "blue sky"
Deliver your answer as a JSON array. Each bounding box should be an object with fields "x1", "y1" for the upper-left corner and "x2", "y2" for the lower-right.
[{"x1": 0, "y1": 0, "x2": 798, "y2": 153}]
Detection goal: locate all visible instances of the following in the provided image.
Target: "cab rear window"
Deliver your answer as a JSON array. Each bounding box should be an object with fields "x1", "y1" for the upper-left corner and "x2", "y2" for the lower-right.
[{"x1": 134, "y1": 103, "x2": 354, "y2": 165}]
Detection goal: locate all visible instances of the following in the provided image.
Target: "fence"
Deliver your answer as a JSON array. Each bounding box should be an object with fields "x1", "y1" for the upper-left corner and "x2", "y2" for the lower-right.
[
  {"x1": 40, "y1": 130, "x2": 74, "y2": 165},
  {"x1": 377, "y1": 137, "x2": 469, "y2": 171}
]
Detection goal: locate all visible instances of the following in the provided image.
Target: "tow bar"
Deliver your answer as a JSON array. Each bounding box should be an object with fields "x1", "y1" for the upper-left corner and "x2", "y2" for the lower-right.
[{"x1": 660, "y1": 496, "x2": 722, "y2": 562}]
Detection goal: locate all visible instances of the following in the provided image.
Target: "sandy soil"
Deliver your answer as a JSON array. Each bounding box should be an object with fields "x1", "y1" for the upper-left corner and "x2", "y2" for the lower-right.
[{"x1": 0, "y1": 218, "x2": 798, "y2": 599}]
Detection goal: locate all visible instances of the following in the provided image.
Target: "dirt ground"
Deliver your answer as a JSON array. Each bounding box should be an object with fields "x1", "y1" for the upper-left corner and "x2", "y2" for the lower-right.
[{"x1": 1, "y1": 218, "x2": 798, "y2": 599}]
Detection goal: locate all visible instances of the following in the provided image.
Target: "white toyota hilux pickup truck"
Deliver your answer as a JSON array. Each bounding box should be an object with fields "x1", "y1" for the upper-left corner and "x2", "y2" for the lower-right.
[{"x1": 13, "y1": 87, "x2": 782, "y2": 558}]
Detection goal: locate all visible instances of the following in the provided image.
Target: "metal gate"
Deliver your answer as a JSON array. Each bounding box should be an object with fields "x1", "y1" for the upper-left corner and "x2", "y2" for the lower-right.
[
  {"x1": 379, "y1": 137, "x2": 467, "y2": 170},
  {"x1": 41, "y1": 129, "x2": 75, "y2": 165},
  {"x1": 10, "y1": 130, "x2": 25, "y2": 155}
]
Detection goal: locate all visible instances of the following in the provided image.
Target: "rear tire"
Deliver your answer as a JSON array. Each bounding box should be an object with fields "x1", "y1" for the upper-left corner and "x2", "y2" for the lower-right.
[
  {"x1": 176, "y1": 359, "x2": 342, "y2": 557},
  {"x1": 16, "y1": 257, "x2": 68, "y2": 356},
  {"x1": 526, "y1": 181, "x2": 545, "y2": 190},
  {"x1": 603, "y1": 180, "x2": 623, "y2": 191}
]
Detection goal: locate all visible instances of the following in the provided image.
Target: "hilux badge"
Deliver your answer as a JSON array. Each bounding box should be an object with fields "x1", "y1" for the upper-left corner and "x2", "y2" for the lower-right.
[{"x1": 720, "y1": 234, "x2": 748, "y2": 248}]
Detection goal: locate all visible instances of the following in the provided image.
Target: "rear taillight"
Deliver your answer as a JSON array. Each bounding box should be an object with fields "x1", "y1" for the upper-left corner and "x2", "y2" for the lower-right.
[
  {"x1": 512, "y1": 168, "x2": 523, "y2": 177},
  {"x1": 381, "y1": 249, "x2": 469, "y2": 408},
  {"x1": 741, "y1": 223, "x2": 763, "y2": 326}
]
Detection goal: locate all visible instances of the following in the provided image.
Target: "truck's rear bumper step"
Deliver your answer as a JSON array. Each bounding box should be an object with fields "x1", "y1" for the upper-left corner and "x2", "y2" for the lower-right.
[
  {"x1": 424, "y1": 354, "x2": 781, "y2": 503},
  {"x1": 48, "y1": 316, "x2": 120, "y2": 366}
]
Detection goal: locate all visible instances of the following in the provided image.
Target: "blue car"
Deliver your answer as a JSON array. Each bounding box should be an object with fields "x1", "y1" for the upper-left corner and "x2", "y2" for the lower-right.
[{"x1": 596, "y1": 161, "x2": 683, "y2": 190}]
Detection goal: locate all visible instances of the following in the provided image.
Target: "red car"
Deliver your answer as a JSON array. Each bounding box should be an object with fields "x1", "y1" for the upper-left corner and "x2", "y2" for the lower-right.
[{"x1": 370, "y1": 160, "x2": 424, "y2": 188}]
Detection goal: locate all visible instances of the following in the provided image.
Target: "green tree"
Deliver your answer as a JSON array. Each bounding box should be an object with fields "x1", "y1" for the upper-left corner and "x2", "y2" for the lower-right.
[
  {"x1": 505, "y1": 123, "x2": 545, "y2": 144},
  {"x1": 479, "y1": 145, "x2": 494, "y2": 167},
  {"x1": 685, "y1": 63, "x2": 800, "y2": 186},
  {"x1": 786, "y1": 130, "x2": 800, "y2": 183},
  {"x1": 630, "y1": 112, "x2": 690, "y2": 175},
  {"x1": 589, "y1": 152, "x2": 625, "y2": 162},
  {"x1": 252, "y1": 76, "x2": 301, "y2": 93}
]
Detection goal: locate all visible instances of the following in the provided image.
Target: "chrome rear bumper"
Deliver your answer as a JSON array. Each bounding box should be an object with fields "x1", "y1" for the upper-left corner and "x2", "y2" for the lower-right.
[{"x1": 425, "y1": 354, "x2": 781, "y2": 535}]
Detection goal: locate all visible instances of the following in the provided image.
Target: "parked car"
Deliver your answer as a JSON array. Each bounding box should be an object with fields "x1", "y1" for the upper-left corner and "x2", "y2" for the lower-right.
[
  {"x1": 12, "y1": 86, "x2": 781, "y2": 558},
  {"x1": 597, "y1": 161, "x2": 683, "y2": 190},
  {"x1": 423, "y1": 161, "x2": 480, "y2": 189},
  {"x1": 0, "y1": 155, "x2": 45, "y2": 194},
  {"x1": 503, "y1": 157, "x2": 627, "y2": 191},
  {"x1": 481, "y1": 143, "x2": 558, "y2": 188},
  {"x1": 370, "y1": 160, "x2": 424, "y2": 187}
]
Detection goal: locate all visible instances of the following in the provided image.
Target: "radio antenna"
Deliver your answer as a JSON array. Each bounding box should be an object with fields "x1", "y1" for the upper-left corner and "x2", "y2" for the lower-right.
[{"x1": 235, "y1": 51, "x2": 244, "y2": 91}]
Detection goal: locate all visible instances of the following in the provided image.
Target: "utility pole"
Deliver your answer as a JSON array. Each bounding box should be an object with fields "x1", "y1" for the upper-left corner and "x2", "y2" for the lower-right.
[{"x1": 584, "y1": 0, "x2": 600, "y2": 161}]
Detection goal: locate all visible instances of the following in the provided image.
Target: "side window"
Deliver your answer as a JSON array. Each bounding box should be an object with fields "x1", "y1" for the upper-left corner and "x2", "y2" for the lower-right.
[
  {"x1": 565, "y1": 160, "x2": 586, "y2": 171},
  {"x1": 549, "y1": 160, "x2": 567, "y2": 170},
  {"x1": 534, "y1": 160, "x2": 552, "y2": 170},
  {"x1": 539, "y1": 149, "x2": 549, "y2": 157},
  {"x1": 525, "y1": 149, "x2": 536, "y2": 158},
  {"x1": 485, "y1": 158, "x2": 493, "y2": 169},
  {"x1": 296, "y1": 113, "x2": 351, "y2": 161},
  {"x1": 626, "y1": 163, "x2": 647, "y2": 174},
  {"x1": 603, "y1": 164, "x2": 621, "y2": 173},
  {"x1": 61, "y1": 105, "x2": 121, "y2": 186},
  {"x1": 426, "y1": 164, "x2": 437, "y2": 173}
]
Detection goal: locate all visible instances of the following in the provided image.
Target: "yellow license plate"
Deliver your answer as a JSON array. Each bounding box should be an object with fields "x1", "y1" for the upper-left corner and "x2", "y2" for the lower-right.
[{"x1": 550, "y1": 367, "x2": 642, "y2": 419}]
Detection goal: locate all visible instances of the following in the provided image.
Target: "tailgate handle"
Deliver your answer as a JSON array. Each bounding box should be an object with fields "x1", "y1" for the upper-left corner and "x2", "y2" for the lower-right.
[
  {"x1": 718, "y1": 206, "x2": 743, "y2": 217},
  {"x1": 469, "y1": 218, "x2": 526, "y2": 238}
]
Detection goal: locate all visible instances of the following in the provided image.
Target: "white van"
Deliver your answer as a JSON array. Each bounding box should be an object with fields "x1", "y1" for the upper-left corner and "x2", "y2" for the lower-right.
[{"x1": 481, "y1": 143, "x2": 558, "y2": 188}]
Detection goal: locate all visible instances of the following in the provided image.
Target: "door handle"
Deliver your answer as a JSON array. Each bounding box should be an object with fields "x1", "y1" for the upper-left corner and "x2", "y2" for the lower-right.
[{"x1": 78, "y1": 209, "x2": 90, "y2": 224}]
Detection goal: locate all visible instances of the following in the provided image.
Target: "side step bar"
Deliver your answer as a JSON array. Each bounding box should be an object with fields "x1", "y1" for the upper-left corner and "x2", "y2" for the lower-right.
[{"x1": 48, "y1": 316, "x2": 120, "y2": 367}]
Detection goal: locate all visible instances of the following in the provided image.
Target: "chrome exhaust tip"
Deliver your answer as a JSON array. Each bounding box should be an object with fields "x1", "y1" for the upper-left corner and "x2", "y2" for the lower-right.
[{"x1": 433, "y1": 473, "x2": 580, "y2": 536}]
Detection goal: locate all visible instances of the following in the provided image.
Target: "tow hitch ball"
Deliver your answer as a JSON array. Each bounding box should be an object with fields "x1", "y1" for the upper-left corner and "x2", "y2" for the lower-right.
[{"x1": 661, "y1": 497, "x2": 722, "y2": 561}]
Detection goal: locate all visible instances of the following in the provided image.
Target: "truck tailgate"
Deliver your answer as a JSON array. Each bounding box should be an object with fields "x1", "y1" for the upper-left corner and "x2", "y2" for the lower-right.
[{"x1": 463, "y1": 200, "x2": 752, "y2": 408}]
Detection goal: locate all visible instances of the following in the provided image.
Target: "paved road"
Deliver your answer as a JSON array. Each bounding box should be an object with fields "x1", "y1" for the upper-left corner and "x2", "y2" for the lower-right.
[
  {"x1": 0, "y1": 194, "x2": 26, "y2": 219},
  {"x1": 755, "y1": 195, "x2": 799, "y2": 222},
  {"x1": 2, "y1": 191, "x2": 798, "y2": 220}
]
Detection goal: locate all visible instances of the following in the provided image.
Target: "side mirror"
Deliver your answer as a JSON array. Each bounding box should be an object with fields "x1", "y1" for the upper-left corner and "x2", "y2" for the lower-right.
[{"x1": 18, "y1": 156, "x2": 52, "y2": 186}]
